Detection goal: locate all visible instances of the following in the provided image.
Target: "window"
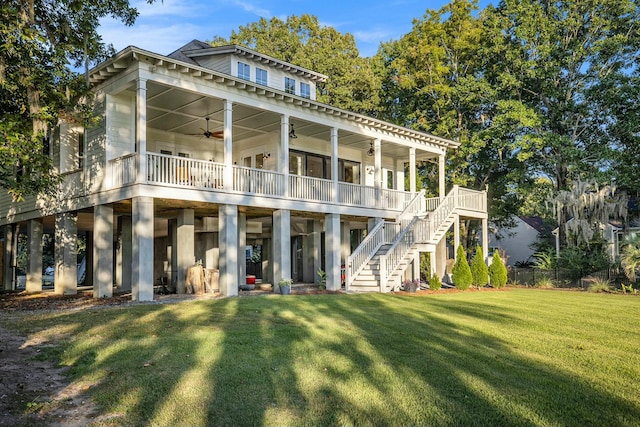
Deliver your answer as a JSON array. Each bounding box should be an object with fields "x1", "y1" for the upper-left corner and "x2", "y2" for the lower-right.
[
  {"x1": 78, "y1": 131, "x2": 85, "y2": 169},
  {"x1": 300, "y1": 82, "x2": 311, "y2": 99},
  {"x1": 237, "y1": 62, "x2": 250, "y2": 80},
  {"x1": 285, "y1": 77, "x2": 296, "y2": 94},
  {"x1": 256, "y1": 68, "x2": 268, "y2": 85}
]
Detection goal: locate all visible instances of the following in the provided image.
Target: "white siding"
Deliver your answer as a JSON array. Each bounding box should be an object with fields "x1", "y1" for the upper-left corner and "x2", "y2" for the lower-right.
[
  {"x1": 86, "y1": 95, "x2": 107, "y2": 192},
  {"x1": 106, "y1": 93, "x2": 135, "y2": 160},
  {"x1": 197, "y1": 56, "x2": 231, "y2": 75}
]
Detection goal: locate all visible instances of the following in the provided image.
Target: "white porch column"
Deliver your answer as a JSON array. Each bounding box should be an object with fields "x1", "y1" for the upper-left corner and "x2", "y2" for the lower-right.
[
  {"x1": 409, "y1": 147, "x2": 417, "y2": 193},
  {"x1": 482, "y1": 218, "x2": 489, "y2": 262},
  {"x1": 93, "y1": 205, "x2": 114, "y2": 298},
  {"x1": 396, "y1": 158, "x2": 405, "y2": 191},
  {"x1": 341, "y1": 221, "x2": 350, "y2": 266},
  {"x1": 430, "y1": 249, "x2": 437, "y2": 280},
  {"x1": 438, "y1": 154, "x2": 446, "y2": 198},
  {"x1": 26, "y1": 219, "x2": 43, "y2": 293},
  {"x1": 116, "y1": 216, "x2": 132, "y2": 291},
  {"x1": 176, "y1": 209, "x2": 195, "y2": 294},
  {"x1": 331, "y1": 127, "x2": 339, "y2": 201},
  {"x1": 325, "y1": 213, "x2": 341, "y2": 291},
  {"x1": 413, "y1": 252, "x2": 421, "y2": 281},
  {"x1": 313, "y1": 220, "x2": 322, "y2": 284},
  {"x1": 454, "y1": 214, "x2": 460, "y2": 257},
  {"x1": 280, "y1": 115, "x2": 290, "y2": 197},
  {"x1": 136, "y1": 78, "x2": 147, "y2": 184},
  {"x1": 54, "y1": 212, "x2": 78, "y2": 295},
  {"x1": 238, "y1": 212, "x2": 247, "y2": 287},
  {"x1": 132, "y1": 196, "x2": 154, "y2": 301},
  {"x1": 219, "y1": 204, "x2": 239, "y2": 297},
  {"x1": 272, "y1": 209, "x2": 291, "y2": 292},
  {"x1": 2, "y1": 225, "x2": 15, "y2": 290},
  {"x1": 168, "y1": 218, "x2": 177, "y2": 290},
  {"x1": 374, "y1": 138, "x2": 382, "y2": 190},
  {"x1": 223, "y1": 100, "x2": 233, "y2": 190}
]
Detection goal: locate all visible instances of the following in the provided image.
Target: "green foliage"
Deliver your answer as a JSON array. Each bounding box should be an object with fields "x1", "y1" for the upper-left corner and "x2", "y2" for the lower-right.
[
  {"x1": 429, "y1": 273, "x2": 442, "y2": 291},
  {"x1": 621, "y1": 233, "x2": 640, "y2": 281},
  {"x1": 470, "y1": 245, "x2": 488, "y2": 287},
  {"x1": 533, "y1": 251, "x2": 555, "y2": 270},
  {"x1": 488, "y1": 250, "x2": 508, "y2": 288},
  {"x1": 316, "y1": 269, "x2": 326, "y2": 290},
  {"x1": 420, "y1": 252, "x2": 431, "y2": 282},
  {"x1": 621, "y1": 283, "x2": 636, "y2": 294},
  {"x1": 557, "y1": 244, "x2": 612, "y2": 282},
  {"x1": 0, "y1": 0, "x2": 152, "y2": 201},
  {"x1": 588, "y1": 279, "x2": 611, "y2": 293},
  {"x1": 452, "y1": 245, "x2": 472, "y2": 290},
  {"x1": 210, "y1": 14, "x2": 381, "y2": 114},
  {"x1": 533, "y1": 277, "x2": 555, "y2": 289}
]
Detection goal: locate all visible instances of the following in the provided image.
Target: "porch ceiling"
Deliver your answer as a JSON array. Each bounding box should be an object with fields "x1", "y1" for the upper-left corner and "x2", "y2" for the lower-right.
[{"x1": 143, "y1": 81, "x2": 438, "y2": 162}]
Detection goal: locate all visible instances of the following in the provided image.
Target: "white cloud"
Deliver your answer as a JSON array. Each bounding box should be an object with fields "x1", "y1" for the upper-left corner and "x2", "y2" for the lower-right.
[
  {"x1": 99, "y1": 20, "x2": 209, "y2": 54},
  {"x1": 230, "y1": 0, "x2": 272, "y2": 18}
]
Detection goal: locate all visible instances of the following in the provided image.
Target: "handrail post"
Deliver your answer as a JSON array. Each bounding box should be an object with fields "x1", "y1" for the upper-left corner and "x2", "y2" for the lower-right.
[{"x1": 379, "y1": 254, "x2": 387, "y2": 293}]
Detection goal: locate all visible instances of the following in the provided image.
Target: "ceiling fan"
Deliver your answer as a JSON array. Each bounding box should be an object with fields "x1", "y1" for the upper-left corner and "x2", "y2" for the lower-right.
[{"x1": 188, "y1": 117, "x2": 223, "y2": 139}]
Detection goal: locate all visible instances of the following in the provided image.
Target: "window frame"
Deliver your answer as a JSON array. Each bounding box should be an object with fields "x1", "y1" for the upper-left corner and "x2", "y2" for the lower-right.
[
  {"x1": 284, "y1": 77, "x2": 296, "y2": 94},
  {"x1": 256, "y1": 67, "x2": 268, "y2": 85},
  {"x1": 237, "y1": 61, "x2": 250, "y2": 81},
  {"x1": 300, "y1": 82, "x2": 311, "y2": 99}
]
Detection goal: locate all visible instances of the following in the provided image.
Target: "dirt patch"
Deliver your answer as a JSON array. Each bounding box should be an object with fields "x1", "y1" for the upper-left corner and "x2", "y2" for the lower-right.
[
  {"x1": 0, "y1": 323, "x2": 99, "y2": 427},
  {"x1": 0, "y1": 287, "x2": 342, "y2": 425}
]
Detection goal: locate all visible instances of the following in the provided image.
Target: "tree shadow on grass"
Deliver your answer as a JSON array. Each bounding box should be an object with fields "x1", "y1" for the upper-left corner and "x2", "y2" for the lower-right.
[{"x1": 13, "y1": 292, "x2": 640, "y2": 426}]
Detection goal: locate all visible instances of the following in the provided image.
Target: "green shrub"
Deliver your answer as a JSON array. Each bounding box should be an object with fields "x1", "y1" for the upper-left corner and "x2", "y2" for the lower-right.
[
  {"x1": 429, "y1": 273, "x2": 442, "y2": 290},
  {"x1": 470, "y1": 246, "x2": 488, "y2": 287},
  {"x1": 534, "y1": 277, "x2": 555, "y2": 289},
  {"x1": 588, "y1": 279, "x2": 611, "y2": 293},
  {"x1": 452, "y1": 245, "x2": 472, "y2": 290},
  {"x1": 488, "y1": 250, "x2": 508, "y2": 288}
]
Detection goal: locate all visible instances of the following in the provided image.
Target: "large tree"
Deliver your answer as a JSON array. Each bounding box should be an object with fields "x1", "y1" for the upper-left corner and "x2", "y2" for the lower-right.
[
  {"x1": 484, "y1": 0, "x2": 640, "y2": 241},
  {"x1": 376, "y1": 0, "x2": 535, "y2": 245},
  {"x1": 209, "y1": 14, "x2": 381, "y2": 114},
  {"x1": 0, "y1": 0, "x2": 152, "y2": 201}
]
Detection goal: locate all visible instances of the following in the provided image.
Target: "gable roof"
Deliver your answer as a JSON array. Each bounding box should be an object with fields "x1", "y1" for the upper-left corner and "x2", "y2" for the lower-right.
[
  {"x1": 168, "y1": 40, "x2": 328, "y2": 83},
  {"x1": 520, "y1": 216, "x2": 551, "y2": 234}
]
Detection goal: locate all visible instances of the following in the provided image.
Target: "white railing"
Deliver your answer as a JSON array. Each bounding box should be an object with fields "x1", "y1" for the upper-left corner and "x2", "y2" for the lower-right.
[
  {"x1": 338, "y1": 182, "x2": 377, "y2": 206},
  {"x1": 345, "y1": 190, "x2": 430, "y2": 290},
  {"x1": 147, "y1": 153, "x2": 224, "y2": 188},
  {"x1": 289, "y1": 175, "x2": 334, "y2": 203},
  {"x1": 458, "y1": 188, "x2": 487, "y2": 213},
  {"x1": 110, "y1": 153, "x2": 137, "y2": 187},
  {"x1": 427, "y1": 186, "x2": 459, "y2": 241},
  {"x1": 380, "y1": 217, "x2": 430, "y2": 291},
  {"x1": 109, "y1": 152, "x2": 418, "y2": 211},
  {"x1": 425, "y1": 197, "x2": 440, "y2": 212},
  {"x1": 233, "y1": 166, "x2": 284, "y2": 196},
  {"x1": 345, "y1": 220, "x2": 389, "y2": 290}
]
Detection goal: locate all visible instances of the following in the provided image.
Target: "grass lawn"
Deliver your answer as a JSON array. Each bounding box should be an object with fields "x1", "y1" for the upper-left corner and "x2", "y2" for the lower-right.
[{"x1": 3, "y1": 288, "x2": 640, "y2": 426}]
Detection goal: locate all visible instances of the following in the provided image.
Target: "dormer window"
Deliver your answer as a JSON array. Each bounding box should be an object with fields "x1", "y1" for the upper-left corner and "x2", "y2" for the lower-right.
[
  {"x1": 300, "y1": 82, "x2": 311, "y2": 99},
  {"x1": 238, "y1": 62, "x2": 250, "y2": 80},
  {"x1": 256, "y1": 67, "x2": 268, "y2": 86},
  {"x1": 285, "y1": 77, "x2": 296, "y2": 95}
]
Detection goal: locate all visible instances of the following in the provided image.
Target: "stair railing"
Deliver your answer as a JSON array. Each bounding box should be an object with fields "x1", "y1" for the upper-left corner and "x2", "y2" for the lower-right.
[
  {"x1": 379, "y1": 217, "x2": 430, "y2": 291},
  {"x1": 345, "y1": 190, "x2": 427, "y2": 290},
  {"x1": 428, "y1": 185, "x2": 459, "y2": 242}
]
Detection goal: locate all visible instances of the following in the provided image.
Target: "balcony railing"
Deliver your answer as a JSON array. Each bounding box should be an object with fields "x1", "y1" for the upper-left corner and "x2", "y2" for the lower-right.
[{"x1": 109, "y1": 153, "x2": 415, "y2": 211}]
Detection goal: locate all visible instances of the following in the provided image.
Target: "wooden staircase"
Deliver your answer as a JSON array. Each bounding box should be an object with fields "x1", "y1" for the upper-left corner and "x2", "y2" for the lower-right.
[{"x1": 346, "y1": 186, "x2": 486, "y2": 293}]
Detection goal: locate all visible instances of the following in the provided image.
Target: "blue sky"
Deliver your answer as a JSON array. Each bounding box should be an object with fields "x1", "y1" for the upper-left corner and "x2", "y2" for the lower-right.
[{"x1": 100, "y1": 0, "x2": 492, "y2": 58}]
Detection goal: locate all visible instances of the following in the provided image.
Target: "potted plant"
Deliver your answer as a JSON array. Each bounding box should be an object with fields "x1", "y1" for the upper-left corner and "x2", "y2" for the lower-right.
[{"x1": 279, "y1": 278, "x2": 292, "y2": 295}]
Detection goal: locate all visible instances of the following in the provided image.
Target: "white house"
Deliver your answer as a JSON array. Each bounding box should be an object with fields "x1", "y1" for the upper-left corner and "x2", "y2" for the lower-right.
[
  {"x1": 0, "y1": 40, "x2": 488, "y2": 301},
  {"x1": 489, "y1": 216, "x2": 550, "y2": 266}
]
